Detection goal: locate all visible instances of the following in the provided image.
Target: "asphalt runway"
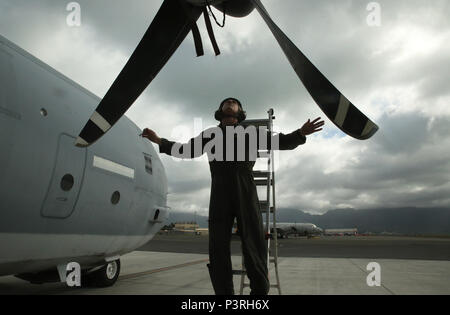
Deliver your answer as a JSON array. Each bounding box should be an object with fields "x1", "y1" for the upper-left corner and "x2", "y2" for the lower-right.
[
  {"x1": 2, "y1": 235, "x2": 450, "y2": 294},
  {"x1": 138, "y1": 234, "x2": 450, "y2": 261}
]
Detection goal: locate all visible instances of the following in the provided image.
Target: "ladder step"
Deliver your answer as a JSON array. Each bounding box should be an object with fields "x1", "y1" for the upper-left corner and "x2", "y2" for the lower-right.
[
  {"x1": 241, "y1": 282, "x2": 280, "y2": 290},
  {"x1": 259, "y1": 200, "x2": 275, "y2": 213},
  {"x1": 255, "y1": 179, "x2": 273, "y2": 186},
  {"x1": 257, "y1": 151, "x2": 271, "y2": 158},
  {"x1": 241, "y1": 119, "x2": 270, "y2": 128},
  {"x1": 242, "y1": 283, "x2": 279, "y2": 289},
  {"x1": 253, "y1": 171, "x2": 271, "y2": 178},
  {"x1": 232, "y1": 270, "x2": 246, "y2": 275},
  {"x1": 260, "y1": 206, "x2": 274, "y2": 213}
]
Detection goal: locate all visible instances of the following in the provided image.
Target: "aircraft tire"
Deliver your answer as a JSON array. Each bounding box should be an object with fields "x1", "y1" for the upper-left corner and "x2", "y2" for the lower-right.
[{"x1": 84, "y1": 259, "x2": 121, "y2": 287}]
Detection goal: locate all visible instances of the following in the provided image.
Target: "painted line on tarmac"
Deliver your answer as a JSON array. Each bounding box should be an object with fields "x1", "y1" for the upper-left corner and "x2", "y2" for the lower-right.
[{"x1": 119, "y1": 258, "x2": 210, "y2": 280}]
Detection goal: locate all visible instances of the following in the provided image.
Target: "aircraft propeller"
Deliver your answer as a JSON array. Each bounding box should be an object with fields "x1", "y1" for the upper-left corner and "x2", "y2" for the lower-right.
[{"x1": 75, "y1": 0, "x2": 378, "y2": 147}]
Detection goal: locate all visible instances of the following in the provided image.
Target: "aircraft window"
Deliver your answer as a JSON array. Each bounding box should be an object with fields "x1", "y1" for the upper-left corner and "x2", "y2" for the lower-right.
[
  {"x1": 40, "y1": 108, "x2": 48, "y2": 117},
  {"x1": 60, "y1": 174, "x2": 74, "y2": 191},
  {"x1": 143, "y1": 153, "x2": 152, "y2": 175},
  {"x1": 111, "y1": 191, "x2": 120, "y2": 205},
  {"x1": 154, "y1": 209, "x2": 160, "y2": 221}
]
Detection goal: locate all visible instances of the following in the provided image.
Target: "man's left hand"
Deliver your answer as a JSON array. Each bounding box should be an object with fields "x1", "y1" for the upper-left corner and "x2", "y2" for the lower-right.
[{"x1": 300, "y1": 117, "x2": 325, "y2": 136}]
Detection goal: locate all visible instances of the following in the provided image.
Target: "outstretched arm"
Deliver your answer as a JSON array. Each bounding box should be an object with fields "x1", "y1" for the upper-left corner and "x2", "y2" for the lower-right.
[
  {"x1": 141, "y1": 128, "x2": 162, "y2": 145},
  {"x1": 141, "y1": 128, "x2": 205, "y2": 159},
  {"x1": 275, "y1": 117, "x2": 324, "y2": 150}
]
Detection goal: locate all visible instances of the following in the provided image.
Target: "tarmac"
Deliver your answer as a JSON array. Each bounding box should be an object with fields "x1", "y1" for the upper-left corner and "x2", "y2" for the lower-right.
[{"x1": 1, "y1": 235, "x2": 450, "y2": 295}]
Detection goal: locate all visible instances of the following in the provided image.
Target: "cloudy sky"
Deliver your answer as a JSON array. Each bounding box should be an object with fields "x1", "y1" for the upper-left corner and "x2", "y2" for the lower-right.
[{"x1": 1, "y1": 0, "x2": 449, "y2": 215}]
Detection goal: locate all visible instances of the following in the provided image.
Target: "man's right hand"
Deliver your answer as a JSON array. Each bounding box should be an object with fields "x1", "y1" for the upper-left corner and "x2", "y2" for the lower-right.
[{"x1": 141, "y1": 128, "x2": 162, "y2": 145}]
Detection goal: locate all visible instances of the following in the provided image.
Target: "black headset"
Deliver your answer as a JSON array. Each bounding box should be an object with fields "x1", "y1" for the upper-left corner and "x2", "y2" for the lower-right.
[{"x1": 214, "y1": 98, "x2": 247, "y2": 123}]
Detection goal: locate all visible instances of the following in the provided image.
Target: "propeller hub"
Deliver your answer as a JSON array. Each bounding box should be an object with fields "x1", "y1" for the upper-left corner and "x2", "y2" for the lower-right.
[{"x1": 213, "y1": 0, "x2": 255, "y2": 17}]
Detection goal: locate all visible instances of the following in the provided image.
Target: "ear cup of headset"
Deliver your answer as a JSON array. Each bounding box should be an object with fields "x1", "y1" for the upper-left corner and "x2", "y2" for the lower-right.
[
  {"x1": 214, "y1": 109, "x2": 223, "y2": 121},
  {"x1": 238, "y1": 110, "x2": 246, "y2": 122}
]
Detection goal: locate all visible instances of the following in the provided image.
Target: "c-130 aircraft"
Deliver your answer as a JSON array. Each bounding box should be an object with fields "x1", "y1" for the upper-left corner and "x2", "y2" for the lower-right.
[
  {"x1": 1, "y1": 0, "x2": 378, "y2": 287},
  {"x1": 0, "y1": 34, "x2": 168, "y2": 286}
]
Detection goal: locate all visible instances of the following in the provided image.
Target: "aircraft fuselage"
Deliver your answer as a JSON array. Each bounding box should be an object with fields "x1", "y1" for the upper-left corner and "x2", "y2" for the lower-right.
[{"x1": 0, "y1": 35, "x2": 168, "y2": 277}]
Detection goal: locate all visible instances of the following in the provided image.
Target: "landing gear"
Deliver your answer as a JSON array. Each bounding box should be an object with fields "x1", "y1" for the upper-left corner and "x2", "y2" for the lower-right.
[
  {"x1": 278, "y1": 233, "x2": 288, "y2": 239},
  {"x1": 84, "y1": 259, "x2": 121, "y2": 287}
]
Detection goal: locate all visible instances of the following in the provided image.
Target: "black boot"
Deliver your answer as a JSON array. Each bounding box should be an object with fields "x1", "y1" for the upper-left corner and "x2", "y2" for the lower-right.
[{"x1": 207, "y1": 263, "x2": 235, "y2": 295}]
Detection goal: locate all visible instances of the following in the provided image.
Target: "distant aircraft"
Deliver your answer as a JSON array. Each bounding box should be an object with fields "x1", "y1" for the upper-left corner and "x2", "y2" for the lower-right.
[
  {"x1": 324, "y1": 228, "x2": 358, "y2": 236},
  {"x1": 274, "y1": 223, "x2": 323, "y2": 239},
  {"x1": 76, "y1": 0, "x2": 378, "y2": 147},
  {"x1": 0, "y1": 34, "x2": 169, "y2": 286}
]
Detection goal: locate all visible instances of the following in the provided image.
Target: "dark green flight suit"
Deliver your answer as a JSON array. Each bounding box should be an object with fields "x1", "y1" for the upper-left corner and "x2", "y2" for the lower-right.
[{"x1": 158, "y1": 123, "x2": 306, "y2": 295}]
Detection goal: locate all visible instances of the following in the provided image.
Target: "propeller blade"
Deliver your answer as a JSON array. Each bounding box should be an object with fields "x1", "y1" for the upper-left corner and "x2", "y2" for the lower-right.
[
  {"x1": 251, "y1": 0, "x2": 378, "y2": 140},
  {"x1": 75, "y1": 0, "x2": 203, "y2": 147}
]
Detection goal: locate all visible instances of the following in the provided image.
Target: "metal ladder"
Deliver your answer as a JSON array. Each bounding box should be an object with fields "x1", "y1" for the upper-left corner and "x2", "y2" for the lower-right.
[{"x1": 232, "y1": 108, "x2": 282, "y2": 295}]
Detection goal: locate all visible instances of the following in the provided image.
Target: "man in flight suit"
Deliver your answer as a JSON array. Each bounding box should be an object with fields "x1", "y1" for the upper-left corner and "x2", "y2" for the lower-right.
[{"x1": 142, "y1": 98, "x2": 324, "y2": 295}]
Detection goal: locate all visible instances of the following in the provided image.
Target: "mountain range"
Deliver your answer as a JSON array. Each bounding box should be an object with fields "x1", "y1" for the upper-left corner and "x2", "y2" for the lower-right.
[{"x1": 166, "y1": 207, "x2": 450, "y2": 235}]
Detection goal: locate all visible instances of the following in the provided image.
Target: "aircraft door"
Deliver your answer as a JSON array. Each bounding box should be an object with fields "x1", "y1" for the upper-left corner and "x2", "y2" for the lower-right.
[{"x1": 41, "y1": 134, "x2": 87, "y2": 218}]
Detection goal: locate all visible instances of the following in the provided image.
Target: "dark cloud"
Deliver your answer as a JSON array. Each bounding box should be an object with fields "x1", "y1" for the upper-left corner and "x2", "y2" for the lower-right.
[{"x1": 275, "y1": 113, "x2": 450, "y2": 213}]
